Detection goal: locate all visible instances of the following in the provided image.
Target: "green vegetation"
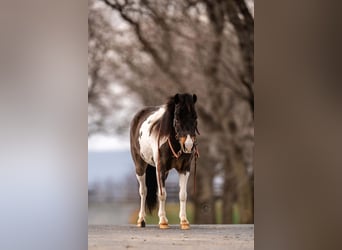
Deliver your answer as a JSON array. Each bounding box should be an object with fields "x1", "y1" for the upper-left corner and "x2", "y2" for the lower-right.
[{"x1": 215, "y1": 200, "x2": 241, "y2": 224}]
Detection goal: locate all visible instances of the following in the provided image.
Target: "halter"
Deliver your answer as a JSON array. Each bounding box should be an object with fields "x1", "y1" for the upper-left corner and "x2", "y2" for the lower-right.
[{"x1": 167, "y1": 137, "x2": 182, "y2": 159}]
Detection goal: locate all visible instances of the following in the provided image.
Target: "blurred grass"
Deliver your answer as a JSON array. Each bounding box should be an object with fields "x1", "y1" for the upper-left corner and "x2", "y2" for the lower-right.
[{"x1": 215, "y1": 200, "x2": 240, "y2": 224}]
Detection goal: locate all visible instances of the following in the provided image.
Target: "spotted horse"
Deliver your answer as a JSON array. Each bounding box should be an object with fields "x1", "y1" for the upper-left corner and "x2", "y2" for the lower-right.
[{"x1": 130, "y1": 93, "x2": 199, "y2": 229}]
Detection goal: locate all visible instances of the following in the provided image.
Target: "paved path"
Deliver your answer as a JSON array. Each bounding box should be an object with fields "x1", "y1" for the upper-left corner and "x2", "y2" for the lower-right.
[{"x1": 89, "y1": 224, "x2": 254, "y2": 250}]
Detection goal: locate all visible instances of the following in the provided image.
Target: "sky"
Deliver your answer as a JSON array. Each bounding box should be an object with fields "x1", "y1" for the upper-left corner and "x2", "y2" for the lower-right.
[{"x1": 88, "y1": 134, "x2": 130, "y2": 152}]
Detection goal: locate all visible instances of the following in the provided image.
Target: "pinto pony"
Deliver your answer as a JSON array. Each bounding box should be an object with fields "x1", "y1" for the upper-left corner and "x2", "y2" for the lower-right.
[{"x1": 130, "y1": 93, "x2": 199, "y2": 229}]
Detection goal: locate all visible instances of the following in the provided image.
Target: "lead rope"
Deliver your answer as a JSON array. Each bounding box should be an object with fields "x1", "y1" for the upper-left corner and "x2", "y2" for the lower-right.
[
  {"x1": 193, "y1": 144, "x2": 200, "y2": 194},
  {"x1": 194, "y1": 126, "x2": 200, "y2": 194},
  {"x1": 157, "y1": 130, "x2": 163, "y2": 196}
]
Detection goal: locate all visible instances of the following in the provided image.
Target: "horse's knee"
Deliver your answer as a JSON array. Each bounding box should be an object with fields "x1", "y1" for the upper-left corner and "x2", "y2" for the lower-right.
[
  {"x1": 158, "y1": 188, "x2": 167, "y2": 201},
  {"x1": 139, "y1": 186, "x2": 146, "y2": 197},
  {"x1": 179, "y1": 190, "x2": 187, "y2": 202},
  {"x1": 158, "y1": 192, "x2": 167, "y2": 201}
]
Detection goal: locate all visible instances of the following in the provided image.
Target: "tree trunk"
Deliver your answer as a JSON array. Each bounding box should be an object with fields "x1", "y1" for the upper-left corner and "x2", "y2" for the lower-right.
[
  {"x1": 191, "y1": 143, "x2": 216, "y2": 224},
  {"x1": 222, "y1": 146, "x2": 253, "y2": 224},
  {"x1": 225, "y1": 0, "x2": 254, "y2": 115},
  {"x1": 233, "y1": 146, "x2": 253, "y2": 223},
  {"x1": 222, "y1": 155, "x2": 237, "y2": 223}
]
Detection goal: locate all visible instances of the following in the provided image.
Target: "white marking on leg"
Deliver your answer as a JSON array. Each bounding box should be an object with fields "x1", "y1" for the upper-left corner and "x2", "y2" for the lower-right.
[
  {"x1": 184, "y1": 134, "x2": 194, "y2": 153},
  {"x1": 136, "y1": 174, "x2": 146, "y2": 224},
  {"x1": 154, "y1": 154, "x2": 168, "y2": 227},
  {"x1": 158, "y1": 186, "x2": 168, "y2": 224},
  {"x1": 179, "y1": 172, "x2": 190, "y2": 222}
]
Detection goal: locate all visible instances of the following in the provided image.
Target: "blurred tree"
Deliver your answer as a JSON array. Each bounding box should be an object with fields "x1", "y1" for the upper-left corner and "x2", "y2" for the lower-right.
[
  {"x1": 89, "y1": 0, "x2": 254, "y2": 223},
  {"x1": 88, "y1": 0, "x2": 140, "y2": 136}
]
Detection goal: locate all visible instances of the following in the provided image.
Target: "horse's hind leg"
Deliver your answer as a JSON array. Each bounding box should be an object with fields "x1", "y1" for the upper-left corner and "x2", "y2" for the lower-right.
[{"x1": 136, "y1": 172, "x2": 147, "y2": 227}]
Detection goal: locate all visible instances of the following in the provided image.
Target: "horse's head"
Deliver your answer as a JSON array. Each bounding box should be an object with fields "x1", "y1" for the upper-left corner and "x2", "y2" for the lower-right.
[{"x1": 173, "y1": 93, "x2": 199, "y2": 154}]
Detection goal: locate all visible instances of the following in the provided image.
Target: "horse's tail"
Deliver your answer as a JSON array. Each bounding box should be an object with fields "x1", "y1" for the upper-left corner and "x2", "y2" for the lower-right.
[{"x1": 145, "y1": 165, "x2": 158, "y2": 213}]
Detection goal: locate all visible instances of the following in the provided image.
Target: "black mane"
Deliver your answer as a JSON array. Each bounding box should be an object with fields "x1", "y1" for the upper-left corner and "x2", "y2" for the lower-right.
[
  {"x1": 149, "y1": 96, "x2": 175, "y2": 139},
  {"x1": 159, "y1": 96, "x2": 177, "y2": 138},
  {"x1": 151, "y1": 93, "x2": 197, "y2": 140}
]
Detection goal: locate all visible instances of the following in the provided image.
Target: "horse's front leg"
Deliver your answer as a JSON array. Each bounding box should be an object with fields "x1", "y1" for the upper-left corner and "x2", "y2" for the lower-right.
[
  {"x1": 179, "y1": 171, "x2": 190, "y2": 229},
  {"x1": 157, "y1": 173, "x2": 169, "y2": 229}
]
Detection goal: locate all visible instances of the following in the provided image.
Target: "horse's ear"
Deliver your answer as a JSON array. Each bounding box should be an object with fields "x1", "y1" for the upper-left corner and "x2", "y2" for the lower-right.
[
  {"x1": 193, "y1": 94, "x2": 197, "y2": 103},
  {"x1": 174, "y1": 93, "x2": 180, "y2": 104}
]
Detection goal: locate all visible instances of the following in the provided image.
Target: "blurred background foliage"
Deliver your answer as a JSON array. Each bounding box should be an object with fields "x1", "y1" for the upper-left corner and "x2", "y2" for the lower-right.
[{"x1": 88, "y1": 0, "x2": 254, "y2": 224}]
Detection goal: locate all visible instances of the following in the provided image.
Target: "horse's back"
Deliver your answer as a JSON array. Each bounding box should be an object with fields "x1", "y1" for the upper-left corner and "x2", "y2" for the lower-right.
[
  {"x1": 130, "y1": 106, "x2": 161, "y2": 172},
  {"x1": 130, "y1": 106, "x2": 160, "y2": 142}
]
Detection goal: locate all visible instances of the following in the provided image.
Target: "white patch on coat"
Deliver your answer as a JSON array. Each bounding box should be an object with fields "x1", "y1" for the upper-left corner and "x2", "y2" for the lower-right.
[
  {"x1": 138, "y1": 106, "x2": 167, "y2": 166},
  {"x1": 184, "y1": 134, "x2": 194, "y2": 153}
]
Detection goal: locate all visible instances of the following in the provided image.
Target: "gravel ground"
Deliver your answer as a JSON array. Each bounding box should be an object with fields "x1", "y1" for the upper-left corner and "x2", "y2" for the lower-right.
[{"x1": 88, "y1": 224, "x2": 254, "y2": 250}]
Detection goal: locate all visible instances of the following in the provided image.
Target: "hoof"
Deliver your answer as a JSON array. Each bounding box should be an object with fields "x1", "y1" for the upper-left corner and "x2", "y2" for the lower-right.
[
  {"x1": 137, "y1": 220, "x2": 146, "y2": 228},
  {"x1": 180, "y1": 220, "x2": 190, "y2": 230},
  {"x1": 159, "y1": 223, "x2": 169, "y2": 229}
]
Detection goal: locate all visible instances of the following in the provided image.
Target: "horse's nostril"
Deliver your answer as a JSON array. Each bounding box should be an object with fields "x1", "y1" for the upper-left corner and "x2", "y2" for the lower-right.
[{"x1": 179, "y1": 137, "x2": 186, "y2": 145}]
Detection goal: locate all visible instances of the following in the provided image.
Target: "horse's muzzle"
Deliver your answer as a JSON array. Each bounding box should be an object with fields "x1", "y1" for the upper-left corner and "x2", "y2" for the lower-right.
[{"x1": 180, "y1": 135, "x2": 194, "y2": 154}]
